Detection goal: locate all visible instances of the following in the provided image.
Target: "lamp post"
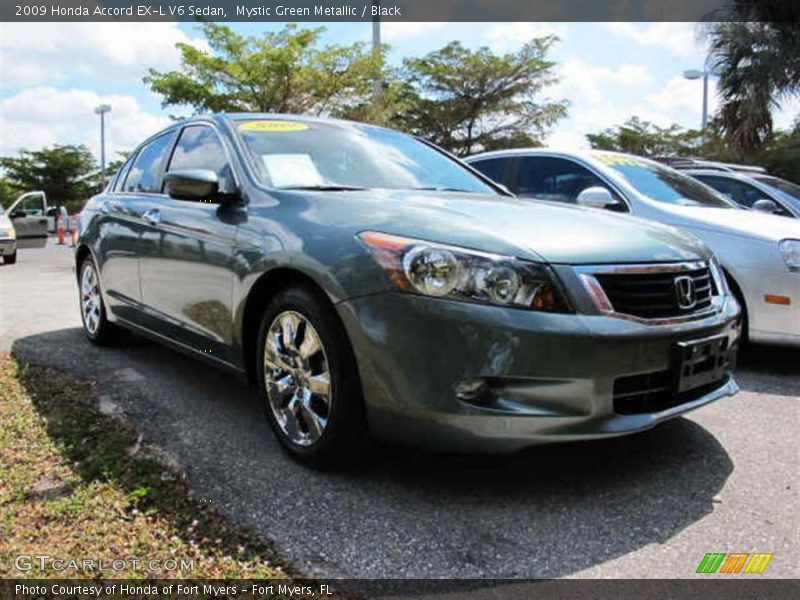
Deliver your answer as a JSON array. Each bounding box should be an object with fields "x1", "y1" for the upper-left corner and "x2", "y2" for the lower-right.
[
  {"x1": 371, "y1": 1, "x2": 382, "y2": 102},
  {"x1": 683, "y1": 54, "x2": 713, "y2": 144},
  {"x1": 94, "y1": 104, "x2": 112, "y2": 174}
]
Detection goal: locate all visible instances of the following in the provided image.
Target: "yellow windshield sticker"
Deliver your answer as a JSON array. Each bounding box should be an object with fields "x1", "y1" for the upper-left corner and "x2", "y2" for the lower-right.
[
  {"x1": 239, "y1": 120, "x2": 308, "y2": 132},
  {"x1": 596, "y1": 154, "x2": 649, "y2": 167}
]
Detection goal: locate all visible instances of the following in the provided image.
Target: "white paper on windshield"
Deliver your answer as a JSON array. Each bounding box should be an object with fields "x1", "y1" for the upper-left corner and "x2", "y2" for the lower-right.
[{"x1": 261, "y1": 154, "x2": 324, "y2": 188}]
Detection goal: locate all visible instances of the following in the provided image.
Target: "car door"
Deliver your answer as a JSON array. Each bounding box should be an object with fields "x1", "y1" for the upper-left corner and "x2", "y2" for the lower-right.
[
  {"x1": 98, "y1": 131, "x2": 176, "y2": 324},
  {"x1": 7, "y1": 192, "x2": 48, "y2": 248},
  {"x1": 137, "y1": 124, "x2": 239, "y2": 364}
]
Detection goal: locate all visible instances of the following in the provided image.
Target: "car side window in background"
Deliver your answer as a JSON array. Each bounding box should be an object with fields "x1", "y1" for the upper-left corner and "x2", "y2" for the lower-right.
[
  {"x1": 113, "y1": 156, "x2": 136, "y2": 192},
  {"x1": 123, "y1": 133, "x2": 174, "y2": 194},
  {"x1": 470, "y1": 158, "x2": 512, "y2": 185},
  {"x1": 167, "y1": 126, "x2": 234, "y2": 193},
  {"x1": 514, "y1": 157, "x2": 607, "y2": 203},
  {"x1": 696, "y1": 176, "x2": 766, "y2": 209}
]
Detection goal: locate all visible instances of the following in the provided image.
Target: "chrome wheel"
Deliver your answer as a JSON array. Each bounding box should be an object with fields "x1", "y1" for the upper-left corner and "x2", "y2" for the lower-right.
[
  {"x1": 81, "y1": 262, "x2": 102, "y2": 335},
  {"x1": 263, "y1": 311, "x2": 332, "y2": 447}
]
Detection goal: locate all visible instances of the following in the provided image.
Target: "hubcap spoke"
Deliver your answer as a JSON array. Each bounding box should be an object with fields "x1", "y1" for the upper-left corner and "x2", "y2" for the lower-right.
[{"x1": 263, "y1": 310, "x2": 332, "y2": 447}]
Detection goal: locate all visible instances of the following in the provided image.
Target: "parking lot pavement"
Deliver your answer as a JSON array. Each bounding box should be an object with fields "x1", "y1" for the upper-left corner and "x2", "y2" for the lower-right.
[{"x1": 2, "y1": 243, "x2": 798, "y2": 579}]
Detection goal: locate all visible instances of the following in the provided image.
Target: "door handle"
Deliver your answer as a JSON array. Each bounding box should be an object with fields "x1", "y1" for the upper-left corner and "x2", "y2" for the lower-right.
[{"x1": 141, "y1": 208, "x2": 161, "y2": 226}]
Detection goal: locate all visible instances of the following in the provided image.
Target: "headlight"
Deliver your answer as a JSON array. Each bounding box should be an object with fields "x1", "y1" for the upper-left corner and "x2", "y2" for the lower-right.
[
  {"x1": 0, "y1": 227, "x2": 15, "y2": 239},
  {"x1": 780, "y1": 239, "x2": 800, "y2": 271},
  {"x1": 358, "y1": 231, "x2": 570, "y2": 312}
]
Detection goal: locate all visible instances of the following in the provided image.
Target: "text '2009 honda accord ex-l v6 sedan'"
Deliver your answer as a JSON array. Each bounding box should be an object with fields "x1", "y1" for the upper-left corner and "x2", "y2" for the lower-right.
[{"x1": 75, "y1": 115, "x2": 741, "y2": 468}]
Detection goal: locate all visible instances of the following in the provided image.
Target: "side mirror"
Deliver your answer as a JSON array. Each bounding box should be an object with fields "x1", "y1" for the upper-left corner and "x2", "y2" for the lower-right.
[
  {"x1": 164, "y1": 169, "x2": 220, "y2": 203},
  {"x1": 752, "y1": 198, "x2": 779, "y2": 214},
  {"x1": 576, "y1": 186, "x2": 620, "y2": 209},
  {"x1": 9, "y1": 210, "x2": 25, "y2": 220}
]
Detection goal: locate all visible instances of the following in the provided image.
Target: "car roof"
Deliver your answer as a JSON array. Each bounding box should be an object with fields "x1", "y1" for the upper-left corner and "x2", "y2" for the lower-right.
[{"x1": 465, "y1": 148, "x2": 601, "y2": 162}]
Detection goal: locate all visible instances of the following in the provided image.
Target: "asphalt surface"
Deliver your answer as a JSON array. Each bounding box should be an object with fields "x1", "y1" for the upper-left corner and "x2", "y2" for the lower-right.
[{"x1": 1, "y1": 241, "x2": 798, "y2": 579}]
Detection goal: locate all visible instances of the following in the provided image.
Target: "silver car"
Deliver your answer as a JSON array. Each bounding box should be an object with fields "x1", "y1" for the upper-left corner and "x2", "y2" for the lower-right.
[
  {"x1": 0, "y1": 204, "x2": 18, "y2": 264},
  {"x1": 466, "y1": 150, "x2": 800, "y2": 346}
]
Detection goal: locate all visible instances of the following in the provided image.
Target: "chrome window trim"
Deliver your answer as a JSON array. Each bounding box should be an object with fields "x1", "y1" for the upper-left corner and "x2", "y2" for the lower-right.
[{"x1": 574, "y1": 261, "x2": 727, "y2": 325}]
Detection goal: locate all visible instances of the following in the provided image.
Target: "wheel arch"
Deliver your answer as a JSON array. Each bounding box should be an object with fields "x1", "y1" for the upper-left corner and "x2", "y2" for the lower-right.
[{"x1": 240, "y1": 267, "x2": 340, "y2": 385}]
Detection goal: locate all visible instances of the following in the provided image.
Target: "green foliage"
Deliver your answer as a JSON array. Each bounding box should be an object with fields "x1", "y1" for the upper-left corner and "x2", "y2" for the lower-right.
[
  {"x1": 145, "y1": 23, "x2": 378, "y2": 115},
  {"x1": 0, "y1": 177, "x2": 21, "y2": 208},
  {"x1": 586, "y1": 117, "x2": 703, "y2": 157},
  {"x1": 0, "y1": 145, "x2": 100, "y2": 214},
  {"x1": 395, "y1": 38, "x2": 567, "y2": 157},
  {"x1": 704, "y1": 7, "x2": 800, "y2": 157}
]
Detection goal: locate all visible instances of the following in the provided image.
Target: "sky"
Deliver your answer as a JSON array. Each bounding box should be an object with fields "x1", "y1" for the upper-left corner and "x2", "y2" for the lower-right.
[{"x1": 1, "y1": 20, "x2": 798, "y2": 164}]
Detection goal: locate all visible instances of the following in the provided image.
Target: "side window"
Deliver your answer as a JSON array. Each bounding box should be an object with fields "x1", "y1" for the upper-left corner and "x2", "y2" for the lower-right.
[
  {"x1": 470, "y1": 158, "x2": 512, "y2": 185},
  {"x1": 514, "y1": 157, "x2": 610, "y2": 204},
  {"x1": 123, "y1": 133, "x2": 174, "y2": 194},
  {"x1": 113, "y1": 155, "x2": 136, "y2": 192},
  {"x1": 697, "y1": 176, "x2": 763, "y2": 209},
  {"x1": 19, "y1": 194, "x2": 46, "y2": 216},
  {"x1": 167, "y1": 126, "x2": 234, "y2": 193}
]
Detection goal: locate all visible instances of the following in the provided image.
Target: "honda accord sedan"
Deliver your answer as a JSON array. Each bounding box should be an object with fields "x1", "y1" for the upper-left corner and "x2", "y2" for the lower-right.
[{"x1": 75, "y1": 115, "x2": 740, "y2": 467}]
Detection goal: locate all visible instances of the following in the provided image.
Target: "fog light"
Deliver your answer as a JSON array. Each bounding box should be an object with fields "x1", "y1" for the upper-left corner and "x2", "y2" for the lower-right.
[{"x1": 454, "y1": 378, "x2": 489, "y2": 402}]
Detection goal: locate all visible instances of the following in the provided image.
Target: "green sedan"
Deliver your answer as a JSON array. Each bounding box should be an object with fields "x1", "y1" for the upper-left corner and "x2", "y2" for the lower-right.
[{"x1": 74, "y1": 115, "x2": 741, "y2": 468}]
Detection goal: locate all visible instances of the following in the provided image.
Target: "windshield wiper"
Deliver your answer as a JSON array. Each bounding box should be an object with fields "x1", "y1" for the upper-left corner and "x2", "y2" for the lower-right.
[
  {"x1": 280, "y1": 184, "x2": 369, "y2": 192},
  {"x1": 409, "y1": 186, "x2": 474, "y2": 193}
]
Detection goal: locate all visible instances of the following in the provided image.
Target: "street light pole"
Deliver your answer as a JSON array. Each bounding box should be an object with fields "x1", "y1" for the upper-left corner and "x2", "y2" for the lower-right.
[
  {"x1": 94, "y1": 104, "x2": 112, "y2": 174},
  {"x1": 372, "y1": 1, "x2": 382, "y2": 102},
  {"x1": 683, "y1": 54, "x2": 713, "y2": 146}
]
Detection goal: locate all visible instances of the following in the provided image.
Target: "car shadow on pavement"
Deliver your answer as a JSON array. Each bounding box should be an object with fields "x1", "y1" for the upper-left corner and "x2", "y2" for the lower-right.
[
  {"x1": 734, "y1": 343, "x2": 800, "y2": 397},
  {"x1": 12, "y1": 327, "x2": 734, "y2": 579}
]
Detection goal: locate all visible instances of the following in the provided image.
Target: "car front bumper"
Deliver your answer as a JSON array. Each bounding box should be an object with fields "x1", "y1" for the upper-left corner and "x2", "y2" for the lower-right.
[
  {"x1": 337, "y1": 293, "x2": 741, "y2": 452},
  {"x1": 741, "y1": 267, "x2": 800, "y2": 346},
  {"x1": 0, "y1": 238, "x2": 17, "y2": 256}
]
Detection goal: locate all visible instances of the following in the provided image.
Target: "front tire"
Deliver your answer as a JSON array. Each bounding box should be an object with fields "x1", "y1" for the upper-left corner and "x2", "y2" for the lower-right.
[
  {"x1": 256, "y1": 285, "x2": 367, "y2": 469},
  {"x1": 79, "y1": 256, "x2": 119, "y2": 345},
  {"x1": 4, "y1": 250, "x2": 16, "y2": 265}
]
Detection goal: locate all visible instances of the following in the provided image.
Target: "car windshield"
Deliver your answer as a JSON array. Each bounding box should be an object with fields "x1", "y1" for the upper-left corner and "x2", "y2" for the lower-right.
[
  {"x1": 596, "y1": 154, "x2": 735, "y2": 208},
  {"x1": 236, "y1": 119, "x2": 497, "y2": 194},
  {"x1": 753, "y1": 175, "x2": 800, "y2": 202}
]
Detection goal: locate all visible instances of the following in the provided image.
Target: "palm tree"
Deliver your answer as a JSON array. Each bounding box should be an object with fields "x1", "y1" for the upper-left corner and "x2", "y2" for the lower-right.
[{"x1": 705, "y1": 2, "x2": 800, "y2": 158}]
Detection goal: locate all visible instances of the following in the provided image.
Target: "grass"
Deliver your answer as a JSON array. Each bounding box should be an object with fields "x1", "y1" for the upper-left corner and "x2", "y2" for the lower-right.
[{"x1": 0, "y1": 353, "x2": 288, "y2": 580}]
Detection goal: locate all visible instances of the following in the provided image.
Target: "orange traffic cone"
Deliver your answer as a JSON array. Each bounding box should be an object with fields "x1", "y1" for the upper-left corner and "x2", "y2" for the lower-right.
[
  {"x1": 70, "y1": 216, "x2": 78, "y2": 247},
  {"x1": 56, "y1": 214, "x2": 65, "y2": 245}
]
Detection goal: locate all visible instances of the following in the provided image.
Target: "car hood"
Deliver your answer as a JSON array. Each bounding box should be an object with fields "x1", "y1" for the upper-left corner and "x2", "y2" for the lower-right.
[
  {"x1": 302, "y1": 189, "x2": 710, "y2": 265},
  {"x1": 655, "y1": 203, "x2": 800, "y2": 242}
]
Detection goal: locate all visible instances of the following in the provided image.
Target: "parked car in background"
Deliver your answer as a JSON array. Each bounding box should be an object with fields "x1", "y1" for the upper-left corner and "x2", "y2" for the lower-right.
[
  {"x1": 466, "y1": 150, "x2": 800, "y2": 346},
  {"x1": 0, "y1": 204, "x2": 18, "y2": 264},
  {"x1": 682, "y1": 169, "x2": 800, "y2": 219},
  {"x1": 46, "y1": 205, "x2": 73, "y2": 233},
  {"x1": 75, "y1": 115, "x2": 740, "y2": 467},
  {"x1": 5, "y1": 191, "x2": 49, "y2": 248}
]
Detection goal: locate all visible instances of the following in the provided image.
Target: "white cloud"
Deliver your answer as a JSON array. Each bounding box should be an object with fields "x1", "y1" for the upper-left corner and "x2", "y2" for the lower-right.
[
  {"x1": 555, "y1": 59, "x2": 650, "y2": 106},
  {"x1": 484, "y1": 22, "x2": 567, "y2": 53},
  {"x1": 602, "y1": 22, "x2": 702, "y2": 58},
  {"x1": 381, "y1": 22, "x2": 448, "y2": 40},
  {"x1": 0, "y1": 23, "x2": 207, "y2": 87},
  {"x1": 0, "y1": 87, "x2": 171, "y2": 161}
]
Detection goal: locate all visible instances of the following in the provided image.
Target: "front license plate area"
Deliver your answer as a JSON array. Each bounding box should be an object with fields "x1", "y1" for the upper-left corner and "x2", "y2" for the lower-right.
[{"x1": 673, "y1": 335, "x2": 729, "y2": 394}]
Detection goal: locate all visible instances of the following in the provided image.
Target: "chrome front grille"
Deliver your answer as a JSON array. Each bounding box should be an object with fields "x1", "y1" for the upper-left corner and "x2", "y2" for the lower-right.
[
  {"x1": 595, "y1": 266, "x2": 714, "y2": 319},
  {"x1": 576, "y1": 261, "x2": 722, "y2": 322}
]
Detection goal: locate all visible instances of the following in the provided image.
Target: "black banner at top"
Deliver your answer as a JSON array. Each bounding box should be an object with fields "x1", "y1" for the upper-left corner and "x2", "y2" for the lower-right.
[{"x1": 3, "y1": 0, "x2": 799, "y2": 23}]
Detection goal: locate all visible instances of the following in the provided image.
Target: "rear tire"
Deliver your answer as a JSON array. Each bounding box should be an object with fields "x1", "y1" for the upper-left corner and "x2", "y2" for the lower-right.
[
  {"x1": 78, "y1": 256, "x2": 120, "y2": 345},
  {"x1": 256, "y1": 285, "x2": 367, "y2": 469},
  {"x1": 4, "y1": 251, "x2": 16, "y2": 265}
]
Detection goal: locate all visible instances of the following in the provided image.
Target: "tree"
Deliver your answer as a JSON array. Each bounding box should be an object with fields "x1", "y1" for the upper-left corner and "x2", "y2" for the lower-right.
[
  {"x1": 145, "y1": 23, "x2": 379, "y2": 115},
  {"x1": 704, "y1": 2, "x2": 800, "y2": 157},
  {"x1": 395, "y1": 38, "x2": 567, "y2": 157},
  {"x1": 586, "y1": 118, "x2": 703, "y2": 157},
  {"x1": 0, "y1": 145, "x2": 98, "y2": 213}
]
